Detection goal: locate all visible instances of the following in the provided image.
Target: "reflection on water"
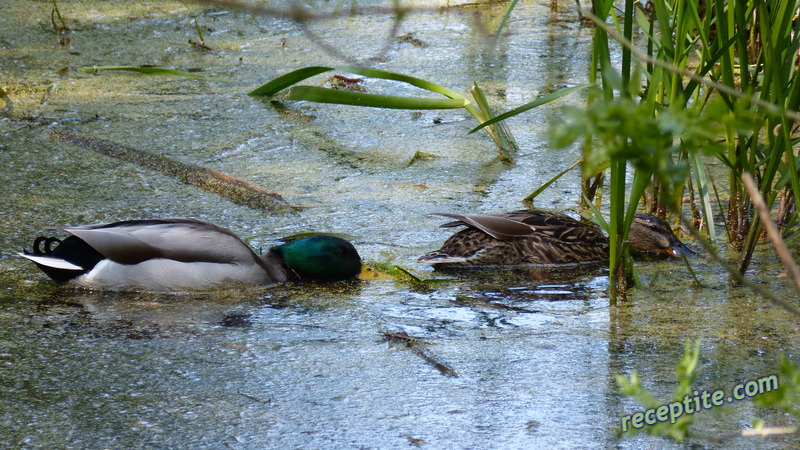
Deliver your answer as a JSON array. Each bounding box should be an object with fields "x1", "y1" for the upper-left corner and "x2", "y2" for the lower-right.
[{"x1": 1, "y1": 257, "x2": 797, "y2": 448}]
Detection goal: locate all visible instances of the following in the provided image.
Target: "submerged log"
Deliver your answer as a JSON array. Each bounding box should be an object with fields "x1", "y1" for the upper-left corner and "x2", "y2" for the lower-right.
[{"x1": 52, "y1": 130, "x2": 298, "y2": 213}]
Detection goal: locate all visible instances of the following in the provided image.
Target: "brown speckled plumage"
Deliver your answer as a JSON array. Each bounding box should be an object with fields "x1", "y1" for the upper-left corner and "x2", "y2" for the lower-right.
[{"x1": 418, "y1": 210, "x2": 692, "y2": 266}]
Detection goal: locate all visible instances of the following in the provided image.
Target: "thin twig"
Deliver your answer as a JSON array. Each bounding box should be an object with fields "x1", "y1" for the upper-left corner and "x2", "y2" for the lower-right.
[
  {"x1": 741, "y1": 426, "x2": 797, "y2": 437},
  {"x1": 679, "y1": 214, "x2": 800, "y2": 317},
  {"x1": 187, "y1": 1, "x2": 466, "y2": 66},
  {"x1": 741, "y1": 172, "x2": 800, "y2": 295},
  {"x1": 294, "y1": 12, "x2": 405, "y2": 66},
  {"x1": 188, "y1": 0, "x2": 432, "y2": 21}
]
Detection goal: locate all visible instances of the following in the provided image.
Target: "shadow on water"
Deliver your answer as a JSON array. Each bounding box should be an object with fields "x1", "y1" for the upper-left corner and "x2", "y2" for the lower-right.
[
  {"x1": 430, "y1": 264, "x2": 609, "y2": 311},
  {"x1": 27, "y1": 281, "x2": 369, "y2": 335}
]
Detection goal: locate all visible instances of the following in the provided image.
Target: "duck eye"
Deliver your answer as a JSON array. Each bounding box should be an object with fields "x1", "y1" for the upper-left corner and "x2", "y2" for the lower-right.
[{"x1": 640, "y1": 219, "x2": 661, "y2": 230}]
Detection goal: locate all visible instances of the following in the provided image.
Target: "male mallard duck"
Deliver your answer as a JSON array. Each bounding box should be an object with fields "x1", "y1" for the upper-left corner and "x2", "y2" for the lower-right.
[
  {"x1": 418, "y1": 210, "x2": 693, "y2": 266},
  {"x1": 19, "y1": 218, "x2": 364, "y2": 291}
]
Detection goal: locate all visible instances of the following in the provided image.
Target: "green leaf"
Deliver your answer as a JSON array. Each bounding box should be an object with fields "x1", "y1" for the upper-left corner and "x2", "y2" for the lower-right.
[
  {"x1": 80, "y1": 66, "x2": 218, "y2": 80},
  {"x1": 248, "y1": 66, "x2": 334, "y2": 97},
  {"x1": 336, "y1": 66, "x2": 466, "y2": 99},
  {"x1": 249, "y1": 65, "x2": 466, "y2": 100},
  {"x1": 615, "y1": 340, "x2": 700, "y2": 442},
  {"x1": 286, "y1": 86, "x2": 467, "y2": 110}
]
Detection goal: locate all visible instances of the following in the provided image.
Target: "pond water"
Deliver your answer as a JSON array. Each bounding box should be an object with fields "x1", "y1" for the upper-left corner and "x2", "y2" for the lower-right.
[{"x1": 1, "y1": 1, "x2": 798, "y2": 448}]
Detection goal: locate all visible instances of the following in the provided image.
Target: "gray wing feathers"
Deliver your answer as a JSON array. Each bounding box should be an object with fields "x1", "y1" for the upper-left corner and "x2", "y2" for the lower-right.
[
  {"x1": 64, "y1": 220, "x2": 258, "y2": 265},
  {"x1": 430, "y1": 213, "x2": 534, "y2": 240}
]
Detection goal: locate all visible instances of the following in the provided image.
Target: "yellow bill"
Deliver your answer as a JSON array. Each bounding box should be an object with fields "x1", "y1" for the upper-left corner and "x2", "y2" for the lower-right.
[{"x1": 357, "y1": 264, "x2": 394, "y2": 280}]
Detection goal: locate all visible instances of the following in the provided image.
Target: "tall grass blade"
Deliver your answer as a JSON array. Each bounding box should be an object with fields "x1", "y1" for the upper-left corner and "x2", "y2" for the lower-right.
[
  {"x1": 690, "y1": 152, "x2": 716, "y2": 242},
  {"x1": 489, "y1": 0, "x2": 519, "y2": 37},
  {"x1": 524, "y1": 157, "x2": 582, "y2": 205},
  {"x1": 469, "y1": 83, "x2": 517, "y2": 161},
  {"x1": 469, "y1": 84, "x2": 592, "y2": 134}
]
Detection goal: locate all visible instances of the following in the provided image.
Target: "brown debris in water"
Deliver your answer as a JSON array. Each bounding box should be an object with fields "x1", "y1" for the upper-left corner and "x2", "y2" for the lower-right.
[{"x1": 384, "y1": 331, "x2": 459, "y2": 378}]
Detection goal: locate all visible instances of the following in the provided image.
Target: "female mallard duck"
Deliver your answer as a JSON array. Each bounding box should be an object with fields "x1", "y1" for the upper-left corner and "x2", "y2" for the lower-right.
[
  {"x1": 418, "y1": 210, "x2": 693, "y2": 266},
  {"x1": 19, "y1": 218, "x2": 364, "y2": 291}
]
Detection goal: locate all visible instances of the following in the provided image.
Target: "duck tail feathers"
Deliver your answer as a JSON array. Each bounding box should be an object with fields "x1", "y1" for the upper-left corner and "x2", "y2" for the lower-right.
[{"x1": 18, "y1": 252, "x2": 84, "y2": 271}]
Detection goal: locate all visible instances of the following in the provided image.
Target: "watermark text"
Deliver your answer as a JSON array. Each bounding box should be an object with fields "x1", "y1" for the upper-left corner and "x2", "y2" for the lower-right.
[{"x1": 621, "y1": 375, "x2": 779, "y2": 432}]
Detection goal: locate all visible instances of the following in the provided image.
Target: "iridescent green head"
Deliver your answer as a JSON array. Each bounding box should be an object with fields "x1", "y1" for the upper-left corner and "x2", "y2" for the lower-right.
[{"x1": 272, "y1": 235, "x2": 362, "y2": 281}]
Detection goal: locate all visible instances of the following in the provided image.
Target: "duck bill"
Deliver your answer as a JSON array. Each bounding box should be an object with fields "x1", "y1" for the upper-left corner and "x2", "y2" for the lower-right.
[
  {"x1": 666, "y1": 242, "x2": 696, "y2": 258},
  {"x1": 356, "y1": 264, "x2": 393, "y2": 280}
]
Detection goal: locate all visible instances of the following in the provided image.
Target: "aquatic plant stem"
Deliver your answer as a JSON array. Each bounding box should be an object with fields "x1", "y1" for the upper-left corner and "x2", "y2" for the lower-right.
[
  {"x1": 608, "y1": 158, "x2": 628, "y2": 304},
  {"x1": 469, "y1": 83, "x2": 517, "y2": 163}
]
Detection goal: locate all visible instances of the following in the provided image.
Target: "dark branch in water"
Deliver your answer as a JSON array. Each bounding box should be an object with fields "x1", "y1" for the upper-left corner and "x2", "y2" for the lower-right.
[{"x1": 51, "y1": 129, "x2": 299, "y2": 213}]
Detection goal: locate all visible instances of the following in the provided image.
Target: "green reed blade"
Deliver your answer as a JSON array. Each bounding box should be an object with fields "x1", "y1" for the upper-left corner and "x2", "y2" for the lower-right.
[
  {"x1": 468, "y1": 83, "x2": 592, "y2": 134},
  {"x1": 286, "y1": 86, "x2": 467, "y2": 109},
  {"x1": 248, "y1": 66, "x2": 335, "y2": 96}
]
